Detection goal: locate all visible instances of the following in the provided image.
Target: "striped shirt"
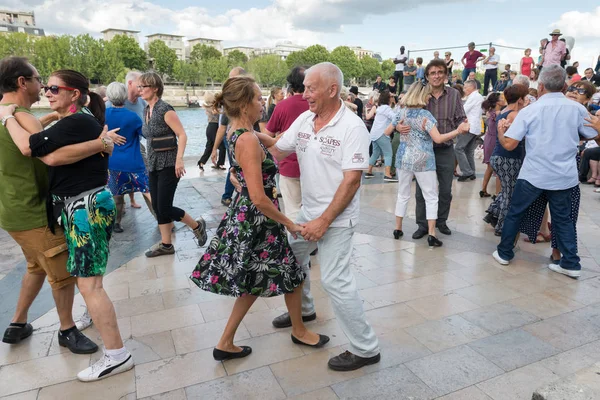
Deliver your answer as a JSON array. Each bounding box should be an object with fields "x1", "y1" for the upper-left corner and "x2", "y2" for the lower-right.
[{"x1": 426, "y1": 86, "x2": 466, "y2": 148}]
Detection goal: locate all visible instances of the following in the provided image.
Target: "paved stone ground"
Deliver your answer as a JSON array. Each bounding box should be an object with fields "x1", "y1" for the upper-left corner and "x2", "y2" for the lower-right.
[{"x1": 2, "y1": 159, "x2": 600, "y2": 400}]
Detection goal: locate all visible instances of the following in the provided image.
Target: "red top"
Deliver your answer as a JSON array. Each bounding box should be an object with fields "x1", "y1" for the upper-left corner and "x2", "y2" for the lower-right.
[
  {"x1": 265, "y1": 95, "x2": 309, "y2": 178},
  {"x1": 463, "y1": 50, "x2": 483, "y2": 69},
  {"x1": 521, "y1": 57, "x2": 534, "y2": 76}
]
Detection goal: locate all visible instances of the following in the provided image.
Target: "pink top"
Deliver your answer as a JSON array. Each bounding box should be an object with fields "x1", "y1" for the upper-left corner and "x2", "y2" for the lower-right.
[
  {"x1": 542, "y1": 40, "x2": 566, "y2": 67},
  {"x1": 521, "y1": 57, "x2": 534, "y2": 76},
  {"x1": 265, "y1": 95, "x2": 309, "y2": 178}
]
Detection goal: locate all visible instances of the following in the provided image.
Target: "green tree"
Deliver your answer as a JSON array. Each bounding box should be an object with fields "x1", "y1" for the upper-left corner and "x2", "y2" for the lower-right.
[
  {"x1": 0, "y1": 32, "x2": 35, "y2": 58},
  {"x1": 286, "y1": 44, "x2": 329, "y2": 68},
  {"x1": 69, "y1": 34, "x2": 102, "y2": 80},
  {"x1": 148, "y1": 40, "x2": 177, "y2": 78},
  {"x1": 110, "y1": 34, "x2": 147, "y2": 71},
  {"x1": 173, "y1": 60, "x2": 203, "y2": 90},
  {"x1": 381, "y1": 59, "x2": 395, "y2": 80},
  {"x1": 248, "y1": 55, "x2": 288, "y2": 87},
  {"x1": 360, "y1": 56, "x2": 382, "y2": 81},
  {"x1": 33, "y1": 35, "x2": 73, "y2": 79},
  {"x1": 94, "y1": 39, "x2": 125, "y2": 83},
  {"x1": 202, "y1": 57, "x2": 229, "y2": 87},
  {"x1": 329, "y1": 46, "x2": 362, "y2": 84},
  {"x1": 226, "y1": 49, "x2": 248, "y2": 67},
  {"x1": 189, "y1": 44, "x2": 222, "y2": 64}
]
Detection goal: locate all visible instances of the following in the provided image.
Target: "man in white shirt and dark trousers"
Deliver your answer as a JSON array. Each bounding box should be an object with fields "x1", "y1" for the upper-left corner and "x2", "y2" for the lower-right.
[
  {"x1": 456, "y1": 80, "x2": 483, "y2": 181},
  {"x1": 493, "y1": 65, "x2": 600, "y2": 278},
  {"x1": 264, "y1": 62, "x2": 380, "y2": 371},
  {"x1": 393, "y1": 46, "x2": 407, "y2": 92},
  {"x1": 483, "y1": 47, "x2": 500, "y2": 96}
]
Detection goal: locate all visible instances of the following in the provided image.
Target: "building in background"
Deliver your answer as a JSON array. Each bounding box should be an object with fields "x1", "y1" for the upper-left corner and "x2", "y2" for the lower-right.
[
  {"x1": 254, "y1": 41, "x2": 306, "y2": 60},
  {"x1": 0, "y1": 9, "x2": 44, "y2": 36},
  {"x1": 146, "y1": 33, "x2": 185, "y2": 61},
  {"x1": 187, "y1": 37, "x2": 223, "y2": 56},
  {"x1": 101, "y1": 28, "x2": 140, "y2": 42},
  {"x1": 350, "y1": 46, "x2": 374, "y2": 60},
  {"x1": 223, "y1": 46, "x2": 256, "y2": 59}
]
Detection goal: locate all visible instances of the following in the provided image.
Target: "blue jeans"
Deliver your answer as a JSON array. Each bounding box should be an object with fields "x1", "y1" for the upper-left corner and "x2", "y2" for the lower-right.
[
  {"x1": 222, "y1": 139, "x2": 234, "y2": 201},
  {"x1": 369, "y1": 135, "x2": 392, "y2": 167},
  {"x1": 497, "y1": 179, "x2": 580, "y2": 270},
  {"x1": 462, "y1": 67, "x2": 476, "y2": 82}
]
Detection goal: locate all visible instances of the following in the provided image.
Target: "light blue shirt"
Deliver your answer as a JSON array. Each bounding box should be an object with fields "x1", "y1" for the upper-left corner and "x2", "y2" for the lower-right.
[{"x1": 505, "y1": 92, "x2": 597, "y2": 190}]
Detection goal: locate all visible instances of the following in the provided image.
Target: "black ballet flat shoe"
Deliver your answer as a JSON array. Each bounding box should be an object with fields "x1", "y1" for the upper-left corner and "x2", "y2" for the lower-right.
[
  {"x1": 428, "y1": 235, "x2": 443, "y2": 247},
  {"x1": 479, "y1": 191, "x2": 491, "y2": 198},
  {"x1": 291, "y1": 334, "x2": 330, "y2": 348},
  {"x1": 393, "y1": 230, "x2": 404, "y2": 240},
  {"x1": 213, "y1": 346, "x2": 252, "y2": 361}
]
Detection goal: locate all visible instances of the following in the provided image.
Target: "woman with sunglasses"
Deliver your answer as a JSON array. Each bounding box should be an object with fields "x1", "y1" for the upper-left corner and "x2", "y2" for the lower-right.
[
  {"x1": 520, "y1": 81, "x2": 598, "y2": 263},
  {"x1": 0, "y1": 69, "x2": 133, "y2": 382},
  {"x1": 137, "y1": 72, "x2": 208, "y2": 257},
  {"x1": 385, "y1": 81, "x2": 469, "y2": 246}
]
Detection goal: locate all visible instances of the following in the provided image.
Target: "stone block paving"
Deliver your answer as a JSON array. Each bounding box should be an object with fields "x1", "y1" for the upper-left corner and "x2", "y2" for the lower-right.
[{"x1": 2, "y1": 161, "x2": 600, "y2": 399}]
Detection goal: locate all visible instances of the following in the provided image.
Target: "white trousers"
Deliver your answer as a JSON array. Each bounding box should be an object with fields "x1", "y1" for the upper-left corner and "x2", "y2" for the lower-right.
[
  {"x1": 279, "y1": 176, "x2": 302, "y2": 220},
  {"x1": 287, "y1": 210, "x2": 380, "y2": 358},
  {"x1": 395, "y1": 169, "x2": 439, "y2": 220}
]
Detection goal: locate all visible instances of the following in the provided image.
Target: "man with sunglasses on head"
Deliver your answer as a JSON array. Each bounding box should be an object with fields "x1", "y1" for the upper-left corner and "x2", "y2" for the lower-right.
[
  {"x1": 396, "y1": 59, "x2": 467, "y2": 239},
  {"x1": 0, "y1": 57, "x2": 112, "y2": 351}
]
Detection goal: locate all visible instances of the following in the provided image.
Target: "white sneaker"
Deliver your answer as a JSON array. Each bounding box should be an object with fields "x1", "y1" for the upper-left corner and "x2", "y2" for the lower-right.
[
  {"x1": 76, "y1": 309, "x2": 93, "y2": 331},
  {"x1": 492, "y1": 250, "x2": 510, "y2": 265},
  {"x1": 595, "y1": 188, "x2": 600, "y2": 193},
  {"x1": 77, "y1": 353, "x2": 134, "y2": 382},
  {"x1": 548, "y1": 263, "x2": 581, "y2": 278}
]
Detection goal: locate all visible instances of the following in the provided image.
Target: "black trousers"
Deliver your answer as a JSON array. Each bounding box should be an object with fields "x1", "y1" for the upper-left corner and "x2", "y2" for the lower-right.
[
  {"x1": 199, "y1": 122, "x2": 225, "y2": 166},
  {"x1": 394, "y1": 71, "x2": 404, "y2": 92},
  {"x1": 149, "y1": 166, "x2": 185, "y2": 224},
  {"x1": 415, "y1": 145, "x2": 455, "y2": 228},
  {"x1": 483, "y1": 69, "x2": 498, "y2": 96},
  {"x1": 579, "y1": 147, "x2": 600, "y2": 181}
]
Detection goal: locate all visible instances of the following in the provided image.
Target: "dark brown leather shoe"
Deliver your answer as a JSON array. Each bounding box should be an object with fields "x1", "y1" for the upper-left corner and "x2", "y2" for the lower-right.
[
  {"x1": 272, "y1": 312, "x2": 317, "y2": 328},
  {"x1": 328, "y1": 351, "x2": 381, "y2": 371}
]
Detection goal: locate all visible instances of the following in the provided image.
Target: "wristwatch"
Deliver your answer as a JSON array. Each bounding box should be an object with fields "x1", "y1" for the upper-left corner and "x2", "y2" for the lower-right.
[{"x1": 1, "y1": 115, "x2": 15, "y2": 126}]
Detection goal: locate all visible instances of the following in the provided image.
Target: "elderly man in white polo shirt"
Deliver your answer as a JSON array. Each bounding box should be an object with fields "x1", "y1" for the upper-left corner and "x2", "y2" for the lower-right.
[
  {"x1": 492, "y1": 65, "x2": 599, "y2": 278},
  {"x1": 455, "y1": 80, "x2": 483, "y2": 181},
  {"x1": 261, "y1": 62, "x2": 380, "y2": 371}
]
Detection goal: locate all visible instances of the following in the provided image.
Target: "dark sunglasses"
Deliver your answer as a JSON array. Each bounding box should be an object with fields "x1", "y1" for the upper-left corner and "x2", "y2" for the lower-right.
[
  {"x1": 43, "y1": 85, "x2": 76, "y2": 95},
  {"x1": 137, "y1": 85, "x2": 152, "y2": 90},
  {"x1": 567, "y1": 86, "x2": 587, "y2": 95}
]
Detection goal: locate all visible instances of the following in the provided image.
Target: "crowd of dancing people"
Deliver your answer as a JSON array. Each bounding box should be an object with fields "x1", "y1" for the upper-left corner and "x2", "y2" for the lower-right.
[{"x1": 1, "y1": 28, "x2": 600, "y2": 384}]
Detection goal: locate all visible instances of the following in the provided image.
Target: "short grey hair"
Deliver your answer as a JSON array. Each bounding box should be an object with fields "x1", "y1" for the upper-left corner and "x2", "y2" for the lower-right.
[
  {"x1": 306, "y1": 62, "x2": 343, "y2": 96},
  {"x1": 539, "y1": 64, "x2": 566, "y2": 92},
  {"x1": 368, "y1": 90, "x2": 380, "y2": 103},
  {"x1": 513, "y1": 74, "x2": 530, "y2": 88},
  {"x1": 464, "y1": 80, "x2": 478, "y2": 90},
  {"x1": 106, "y1": 82, "x2": 128, "y2": 106},
  {"x1": 125, "y1": 70, "x2": 141, "y2": 85}
]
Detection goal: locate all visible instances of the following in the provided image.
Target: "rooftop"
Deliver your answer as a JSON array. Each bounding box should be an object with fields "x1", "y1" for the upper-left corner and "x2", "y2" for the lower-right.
[
  {"x1": 146, "y1": 33, "x2": 184, "y2": 38},
  {"x1": 101, "y1": 28, "x2": 140, "y2": 33},
  {"x1": 188, "y1": 37, "x2": 222, "y2": 42}
]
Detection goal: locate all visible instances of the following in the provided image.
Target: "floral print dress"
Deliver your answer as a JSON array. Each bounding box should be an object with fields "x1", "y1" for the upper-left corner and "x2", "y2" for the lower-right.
[{"x1": 190, "y1": 129, "x2": 304, "y2": 297}]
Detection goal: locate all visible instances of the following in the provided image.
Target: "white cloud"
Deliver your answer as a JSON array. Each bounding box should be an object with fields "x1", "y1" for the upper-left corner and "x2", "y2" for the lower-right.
[{"x1": 551, "y1": 6, "x2": 600, "y2": 40}]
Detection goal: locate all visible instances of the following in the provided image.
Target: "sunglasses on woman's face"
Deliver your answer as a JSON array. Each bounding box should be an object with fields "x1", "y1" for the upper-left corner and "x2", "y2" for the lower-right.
[
  {"x1": 567, "y1": 86, "x2": 587, "y2": 95},
  {"x1": 43, "y1": 85, "x2": 76, "y2": 95}
]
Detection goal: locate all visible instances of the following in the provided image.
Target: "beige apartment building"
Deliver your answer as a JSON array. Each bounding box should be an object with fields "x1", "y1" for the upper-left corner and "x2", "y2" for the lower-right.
[
  {"x1": 146, "y1": 33, "x2": 185, "y2": 61},
  {"x1": 0, "y1": 9, "x2": 44, "y2": 36},
  {"x1": 223, "y1": 46, "x2": 256, "y2": 59},
  {"x1": 101, "y1": 28, "x2": 140, "y2": 42},
  {"x1": 187, "y1": 37, "x2": 223, "y2": 57},
  {"x1": 350, "y1": 46, "x2": 374, "y2": 60}
]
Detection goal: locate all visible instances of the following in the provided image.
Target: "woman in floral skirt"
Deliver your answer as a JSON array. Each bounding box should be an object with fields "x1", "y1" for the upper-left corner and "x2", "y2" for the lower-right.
[{"x1": 190, "y1": 76, "x2": 329, "y2": 361}]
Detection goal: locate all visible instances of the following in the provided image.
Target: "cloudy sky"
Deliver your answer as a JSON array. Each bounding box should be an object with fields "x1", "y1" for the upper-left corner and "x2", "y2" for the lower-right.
[{"x1": 4, "y1": 0, "x2": 600, "y2": 69}]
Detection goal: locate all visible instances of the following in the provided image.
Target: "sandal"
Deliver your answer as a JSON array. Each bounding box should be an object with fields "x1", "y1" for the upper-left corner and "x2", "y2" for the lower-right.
[
  {"x1": 587, "y1": 177, "x2": 596, "y2": 184},
  {"x1": 595, "y1": 179, "x2": 600, "y2": 187},
  {"x1": 524, "y1": 232, "x2": 551, "y2": 243}
]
